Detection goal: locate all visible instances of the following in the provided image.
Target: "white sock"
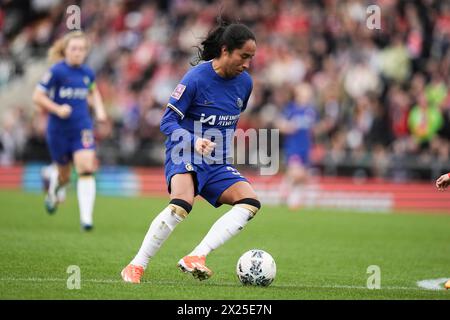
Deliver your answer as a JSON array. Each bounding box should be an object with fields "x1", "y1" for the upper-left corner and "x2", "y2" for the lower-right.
[
  {"x1": 189, "y1": 206, "x2": 253, "y2": 257},
  {"x1": 77, "y1": 175, "x2": 96, "y2": 226},
  {"x1": 279, "y1": 178, "x2": 291, "y2": 201},
  {"x1": 287, "y1": 185, "x2": 303, "y2": 208},
  {"x1": 131, "y1": 206, "x2": 185, "y2": 269},
  {"x1": 48, "y1": 164, "x2": 59, "y2": 198}
]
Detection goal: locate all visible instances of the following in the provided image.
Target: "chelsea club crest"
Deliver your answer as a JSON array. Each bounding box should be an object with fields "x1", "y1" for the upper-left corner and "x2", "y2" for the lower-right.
[{"x1": 236, "y1": 97, "x2": 243, "y2": 109}]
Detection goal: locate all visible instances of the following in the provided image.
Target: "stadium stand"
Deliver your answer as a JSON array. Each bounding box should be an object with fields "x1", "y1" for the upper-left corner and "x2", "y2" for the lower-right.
[{"x1": 0, "y1": 0, "x2": 450, "y2": 182}]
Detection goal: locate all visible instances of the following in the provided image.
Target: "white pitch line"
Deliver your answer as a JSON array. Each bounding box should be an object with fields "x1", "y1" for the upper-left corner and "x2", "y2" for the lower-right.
[{"x1": 0, "y1": 277, "x2": 431, "y2": 291}]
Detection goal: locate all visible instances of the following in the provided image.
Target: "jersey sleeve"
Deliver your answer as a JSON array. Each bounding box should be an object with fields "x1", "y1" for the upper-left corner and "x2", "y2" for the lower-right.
[
  {"x1": 240, "y1": 75, "x2": 253, "y2": 112},
  {"x1": 281, "y1": 103, "x2": 293, "y2": 120},
  {"x1": 88, "y1": 69, "x2": 96, "y2": 91},
  {"x1": 166, "y1": 70, "x2": 197, "y2": 120},
  {"x1": 311, "y1": 106, "x2": 319, "y2": 124},
  {"x1": 85, "y1": 67, "x2": 96, "y2": 91},
  {"x1": 36, "y1": 65, "x2": 60, "y2": 93}
]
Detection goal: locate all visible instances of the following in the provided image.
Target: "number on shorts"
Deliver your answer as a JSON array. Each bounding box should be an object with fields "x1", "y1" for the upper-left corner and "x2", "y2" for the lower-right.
[{"x1": 226, "y1": 166, "x2": 243, "y2": 177}]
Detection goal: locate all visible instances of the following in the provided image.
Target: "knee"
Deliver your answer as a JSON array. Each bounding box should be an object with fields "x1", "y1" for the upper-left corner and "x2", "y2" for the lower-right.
[
  {"x1": 169, "y1": 189, "x2": 194, "y2": 207},
  {"x1": 58, "y1": 170, "x2": 71, "y2": 185},
  {"x1": 233, "y1": 198, "x2": 261, "y2": 219},
  {"x1": 75, "y1": 160, "x2": 97, "y2": 176},
  {"x1": 168, "y1": 198, "x2": 193, "y2": 220},
  {"x1": 78, "y1": 171, "x2": 95, "y2": 179},
  {"x1": 291, "y1": 169, "x2": 307, "y2": 183},
  {"x1": 76, "y1": 161, "x2": 96, "y2": 176},
  {"x1": 79, "y1": 164, "x2": 96, "y2": 174},
  {"x1": 59, "y1": 173, "x2": 70, "y2": 184}
]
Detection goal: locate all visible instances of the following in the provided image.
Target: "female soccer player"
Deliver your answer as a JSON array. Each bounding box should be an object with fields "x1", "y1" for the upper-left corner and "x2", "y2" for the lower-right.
[
  {"x1": 277, "y1": 83, "x2": 318, "y2": 210},
  {"x1": 435, "y1": 173, "x2": 450, "y2": 289},
  {"x1": 121, "y1": 22, "x2": 259, "y2": 283},
  {"x1": 32, "y1": 31, "x2": 106, "y2": 231}
]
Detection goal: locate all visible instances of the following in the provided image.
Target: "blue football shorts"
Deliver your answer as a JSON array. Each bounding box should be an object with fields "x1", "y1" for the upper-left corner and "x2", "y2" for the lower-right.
[
  {"x1": 46, "y1": 128, "x2": 95, "y2": 165},
  {"x1": 165, "y1": 157, "x2": 249, "y2": 208}
]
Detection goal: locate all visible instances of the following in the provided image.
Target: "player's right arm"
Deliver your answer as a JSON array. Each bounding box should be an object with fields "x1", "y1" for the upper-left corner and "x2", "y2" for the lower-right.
[
  {"x1": 32, "y1": 89, "x2": 72, "y2": 119},
  {"x1": 32, "y1": 68, "x2": 72, "y2": 119},
  {"x1": 275, "y1": 104, "x2": 297, "y2": 135},
  {"x1": 275, "y1": 118, "x2": 297, "y2": 134}
]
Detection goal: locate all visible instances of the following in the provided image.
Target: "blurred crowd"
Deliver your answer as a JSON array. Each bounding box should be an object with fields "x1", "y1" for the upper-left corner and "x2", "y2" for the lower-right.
[{"x1": 1, "y1": 0, "x2": 450, "y2": 180}]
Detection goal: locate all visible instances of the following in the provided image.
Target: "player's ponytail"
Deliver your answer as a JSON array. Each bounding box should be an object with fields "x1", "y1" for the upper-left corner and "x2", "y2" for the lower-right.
[
  {"x1": 48, "y1": 37, "x2": 66, "y2": 63},
  {"x1": 48, "y1": 31, "x2": 89, "y2": 64},
  {"x1": 192, "y1": 19, "x2": 255, "y2": 65}
]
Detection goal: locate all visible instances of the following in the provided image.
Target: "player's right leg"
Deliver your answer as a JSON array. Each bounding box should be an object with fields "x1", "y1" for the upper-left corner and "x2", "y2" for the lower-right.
[
  {"x1": 45, "y1": 163, "x2": 71, "y2": 214},
  {"x1": 179, "y1": 177, "x2": 260, "y2": 281},
  {"x1": 121, "y1": 173, "x2": 195, "y2": 283},
  {"x1": 45, "y1": 131, "x2": 71, "y2": 214}
]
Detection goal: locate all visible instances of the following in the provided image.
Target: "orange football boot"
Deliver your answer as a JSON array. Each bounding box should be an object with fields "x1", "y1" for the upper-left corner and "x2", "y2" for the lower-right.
[
  {"x1": 121, "y1": 264, "x2": 144, "y2": 284},
  {"x1": 177, "y1": 255, "x2": 213, "y2": 281}
]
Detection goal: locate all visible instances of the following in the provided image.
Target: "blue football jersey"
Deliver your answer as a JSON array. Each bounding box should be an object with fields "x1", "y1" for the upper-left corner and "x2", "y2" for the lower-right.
[
  {"x1": 163, "y1": 60, "x2": 253, "y2": 163},
  {"x1": 37, "y1": 60, "x2": 96, "y2": 132},
  {"x1": 282, "y1": 102, "x2": 317, "y2": 155}
]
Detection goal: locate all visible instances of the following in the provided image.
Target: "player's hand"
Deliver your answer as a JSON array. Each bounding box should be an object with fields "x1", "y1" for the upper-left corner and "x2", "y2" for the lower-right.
[
  {"x1": 56, "y1": 104, "x2": 72, "y2": 119},
  {"x1": 436, "y1": 173, "x2": 450, "y2": 191},
  {"x1": 195, "y1": 138, "x2": 216, "y2": 156},
  {"x1": 276, "y1": 119, "x2": 297, "y2": 134}
]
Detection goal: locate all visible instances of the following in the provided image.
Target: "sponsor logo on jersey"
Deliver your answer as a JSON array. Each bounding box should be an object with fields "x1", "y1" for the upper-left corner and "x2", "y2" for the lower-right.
[
  {"x1": 171, "y1": 84, "x2": 186, "y2": 100},
  {"x1": 200, "y1": 113, "x2": 240, "y2": 126},
  {"x1": 59, "y1": 87, "x2": 89, "y2": 99}
]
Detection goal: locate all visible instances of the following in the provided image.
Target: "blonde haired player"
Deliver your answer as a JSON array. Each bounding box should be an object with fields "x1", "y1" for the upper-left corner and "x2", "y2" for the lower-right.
[
  {"x1": 33, "y1": 31, "x2": 106, "y2": 230},
  {"x1": 435, "y1": 172, "x2": 450, "y2": 289}
]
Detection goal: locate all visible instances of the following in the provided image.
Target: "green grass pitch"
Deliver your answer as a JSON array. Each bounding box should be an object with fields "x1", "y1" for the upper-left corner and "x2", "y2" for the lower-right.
[{"x1": 0, "y1": 189, "x2": 449, "y2": 300}]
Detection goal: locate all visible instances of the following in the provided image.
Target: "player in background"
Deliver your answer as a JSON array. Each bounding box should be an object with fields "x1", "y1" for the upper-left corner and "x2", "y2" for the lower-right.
[
  {"x1": 276, "y1": 83, "x2": 318, "y2": 210},
  {"x1": 121, "y1": 21, "x2": 259, "y2": 283},
  {"x1": 435, "y1": 172, "x2": 450, "y2": 290},
  {"x1": 32, "y1": 31, "x2": 106, "y2": 231}
]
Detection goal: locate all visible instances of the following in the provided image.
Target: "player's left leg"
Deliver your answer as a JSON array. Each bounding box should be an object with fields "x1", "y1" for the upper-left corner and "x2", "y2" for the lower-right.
[
  {"x1": 179, "y1": 180, "x2": 260, "y2": 280},
  {"x1": 286, "y1": 161, "x2": 308, "y2": 210},
  {"x1": 73, "y1": 149, "x2": 97, "y2": 231}
]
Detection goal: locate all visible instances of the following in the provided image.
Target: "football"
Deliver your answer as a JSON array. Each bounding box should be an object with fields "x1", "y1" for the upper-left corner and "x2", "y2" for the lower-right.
[{"x1": 236, "y1": 249, "x2": 276, "y2": 286}]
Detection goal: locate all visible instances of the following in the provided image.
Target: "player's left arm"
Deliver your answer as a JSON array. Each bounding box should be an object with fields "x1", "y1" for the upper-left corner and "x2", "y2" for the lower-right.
[{"x1": 88, "y1": 82, "x2": 107, "y2": 122}]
